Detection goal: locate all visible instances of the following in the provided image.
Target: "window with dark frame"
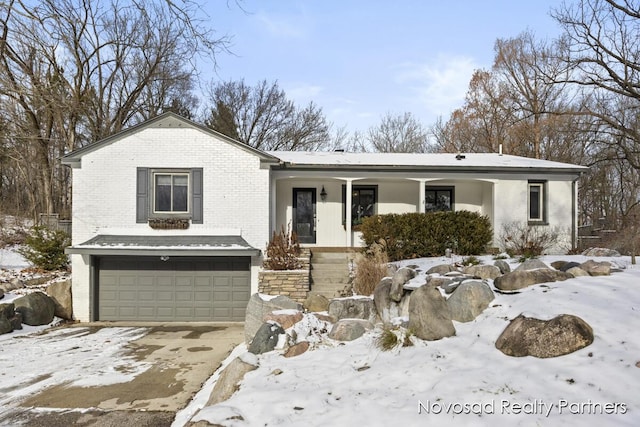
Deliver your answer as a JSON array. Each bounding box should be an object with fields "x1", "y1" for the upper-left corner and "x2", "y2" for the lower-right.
[
  {"x1": 342, "y1": 185, "x2": 377, "y2": 226},
  {"x1": 528, "y1": 181, "x2": 546, "y2": 223},
  {"x1": 153, "y1": 172, "x2": 190, "y2": 214},
  {"x1": 425, "y1": 186, "x2": 454, "y2": 212}
]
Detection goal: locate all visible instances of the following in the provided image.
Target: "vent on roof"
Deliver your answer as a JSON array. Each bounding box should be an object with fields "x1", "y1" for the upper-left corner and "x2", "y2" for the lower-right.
[{"x1": 455, "y1": 153, "x2": 466, "y2": 160}]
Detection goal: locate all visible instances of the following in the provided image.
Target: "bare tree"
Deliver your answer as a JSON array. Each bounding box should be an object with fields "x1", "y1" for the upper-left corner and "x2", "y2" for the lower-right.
[
  {"x1": 367, "y1": 112, "x2": 430, "y2": 153},
  {"x1": 552, "y1": 0, "x2": 640, "y2": 168},
  {"x1": 0, "y1": 0, "x2": 228, "y2": 218},
  {"x1": 204, "y1": 79, "x2": 331, "y2": 151}
]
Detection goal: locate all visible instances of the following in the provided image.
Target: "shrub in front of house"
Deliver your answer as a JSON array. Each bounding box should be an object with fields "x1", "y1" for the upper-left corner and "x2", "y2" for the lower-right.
[
  {"x1": 264, "y1": 224, "x2": 302, "y2": 270},
  {"x1": 499, "y1": 221, "x2": 562, "y2": 258},
  {"x1": 352, "y1": 241, "x2": 389, "y2": 296},
  {"x1": 17, "y1": 226, "x2": 70, "y2": 271},
  {"x1": 360, "y1": 211, "x2": 492, "y2": 261}
]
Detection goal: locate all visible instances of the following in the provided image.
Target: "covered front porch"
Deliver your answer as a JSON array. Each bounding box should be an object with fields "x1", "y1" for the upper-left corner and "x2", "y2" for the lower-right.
[{"x1": 271, "y1": 173, "x2": 496, "y2": 248}]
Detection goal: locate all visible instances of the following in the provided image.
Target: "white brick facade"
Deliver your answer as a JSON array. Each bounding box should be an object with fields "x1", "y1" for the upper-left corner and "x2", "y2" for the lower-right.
[{"x1": 67, "y1": 116, "x2": 271, "y2": 321}]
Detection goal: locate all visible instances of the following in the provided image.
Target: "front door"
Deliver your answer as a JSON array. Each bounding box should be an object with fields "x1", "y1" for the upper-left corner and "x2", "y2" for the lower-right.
[{"x1": 293, "y1": 188, "x2": 316, "y2": 244}]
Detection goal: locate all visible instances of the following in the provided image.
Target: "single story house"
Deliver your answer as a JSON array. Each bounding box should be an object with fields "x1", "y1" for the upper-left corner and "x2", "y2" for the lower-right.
[{"x1": 62, "y1": 113, "x2": 587, "y2": 322}]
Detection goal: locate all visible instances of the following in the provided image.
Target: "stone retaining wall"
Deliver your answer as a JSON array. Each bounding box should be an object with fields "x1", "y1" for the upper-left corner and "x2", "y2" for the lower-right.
[{"x1": 258, "y1": 269, "x2": 310, "y2": 303}]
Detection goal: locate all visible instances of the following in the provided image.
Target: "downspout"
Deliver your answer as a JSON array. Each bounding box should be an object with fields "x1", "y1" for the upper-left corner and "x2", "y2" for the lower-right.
[{"x1": 572, "y1": 175, "x2": 580, "y2": 250}]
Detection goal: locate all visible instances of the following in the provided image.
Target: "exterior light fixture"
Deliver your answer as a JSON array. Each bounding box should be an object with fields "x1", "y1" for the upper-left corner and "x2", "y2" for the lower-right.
[
  {"x1": 320, "y1": 186, "x2": 327, "y2": 201},
  {"x1": 160, "y1": 255, "x2": 170, "y2": 262}
]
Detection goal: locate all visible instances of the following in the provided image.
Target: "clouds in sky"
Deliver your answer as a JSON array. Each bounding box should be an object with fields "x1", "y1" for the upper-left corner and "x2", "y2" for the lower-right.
[
  {"x1": 205, "y1": 1, "x2": 560, "y2": 134},
  {"x1": 396, "y1": 54, "x2": 480, "y2": 120}
]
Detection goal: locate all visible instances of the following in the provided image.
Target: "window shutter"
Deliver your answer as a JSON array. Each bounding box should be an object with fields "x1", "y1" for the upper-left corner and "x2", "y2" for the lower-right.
[
  {"x1": 136, "y1": 167, "x2": 149, "y2": 223},
  {"x1": 191, "y1": 168, "x2": 203, "y2": 224}
]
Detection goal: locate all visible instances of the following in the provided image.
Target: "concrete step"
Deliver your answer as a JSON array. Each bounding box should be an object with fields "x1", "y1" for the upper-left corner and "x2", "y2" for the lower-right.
[
  {"x1": 311, "y1": 263, "x2": 349, "y2": 272},
  {"x1": 309, "y1": 249, "x2": 352, "y2": 299}
]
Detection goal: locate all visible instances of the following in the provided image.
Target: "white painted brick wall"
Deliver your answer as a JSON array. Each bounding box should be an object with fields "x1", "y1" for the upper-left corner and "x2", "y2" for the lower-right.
[
  {"x1": 72, "y1": 125, "x2": 271, "y2": 248},
  {"x1": 69, "y1": 122, "x2": 271, "y2": 321}
]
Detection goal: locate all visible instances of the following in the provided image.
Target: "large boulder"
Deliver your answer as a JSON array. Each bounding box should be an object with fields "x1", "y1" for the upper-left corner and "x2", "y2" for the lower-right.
[
  {"x1": 303, "y1": 294, "x2": 329, "y2": 313},
  {"x1": 582, "y1": 247, "x2": 621, "y2": 257},
  {"x1": 390, "y1": 267, "x2": 416, "y2": 302},
  {"x1": 559, "y1": 261, "x2": 581, "y2": 272},
  {"x1": 248, "y1": 322, "x2": 285, "y2": 354},
  {"x1": 373, "y1": 278, "x2": 393, "y2": 323},
  {"x1": 0, "y1": 288, "x2": 4, "y2": 300},
  {"x1": 426, "y1": 264, "x2": 456, "y2": 275},
  {"x1": 263, "y1": 310, "x2": 303, "y2": 330},
  {"x1": 463, "y1": 265, "x2": 502, "y2": 280},
  {"x1": 328, "y1": 319, "x2": 373, "y2": 341},
  {"x1": 446, "y1": 281, "x2": 495, "y2": 322},
  {"x1": 328, "y1": 297, "x2": 376, "y2": 323},
  {"x1": 494, "y1": 269, "x2": 573, "y2": 291},
  {"x1": 206, "y1": 354, "x2": 258, "y2": 406},
  {"x1": 493, "y1": 260, "x2": 511, "y2": 274},
  {"x1": 0, "y1": 303, "x2": 15, "y2": 334},
  {"x1": 495, "y1": 314, "x2": 594, "y2": 358},
  {"x1": 244, "y1": 293, "x2": 302, "y2": 343},
  {"x1": 580, "y1": 260, "x2": 611, "y2": 276},
  {"x1": 408, "y1": 285, "x2": 455, "y2": 341},
  {"x1": 428, "y1": 276, "x2": 454, "y2": 290},
  {"x1": 284, "y1": 341, "x2": 310, "y2": 358},
  {"x1": 374, "y1": 277, "x2": 412, "y2": 324},
  {"x1": 566, "y1": 266, "x2": 590, "y2": 277},
  {"x1": 46, "y1": 280, "x2": 73, "y2": 320},
  {"x1": 13, "y1": 292, "x2": 55, "y2": 326},
  {"x1": 515, "y1": 259, "x2": 550, "y2": 271}
]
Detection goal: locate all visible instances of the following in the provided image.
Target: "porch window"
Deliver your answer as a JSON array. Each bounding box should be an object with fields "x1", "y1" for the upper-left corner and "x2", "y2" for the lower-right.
[
  {"x1": 528, "y1": 181, "x2": 546, "y2": 223},
  {"x1": 342, "y1": 185, "x2": 377, "y2": 226},
  {"x1": 425, "y1": 186, "x2": 454, "y2": 212},
  {"x1": 154, "y1": 172, "x2": 189, "y2": 213}
]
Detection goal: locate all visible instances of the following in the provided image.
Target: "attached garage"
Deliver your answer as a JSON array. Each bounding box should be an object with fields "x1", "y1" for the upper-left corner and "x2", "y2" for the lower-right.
[
  {"x1": 67, "y1": 235, "x2": 260, "y2": 322},
  {"x1": 97, "y1": 256, "x2": 250, "y2": 321}
]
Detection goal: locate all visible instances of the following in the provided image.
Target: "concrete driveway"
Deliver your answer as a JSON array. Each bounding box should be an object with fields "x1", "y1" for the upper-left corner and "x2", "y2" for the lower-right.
[{"x1": 0, "y1": 322, "x2": 244, "y2": 426}]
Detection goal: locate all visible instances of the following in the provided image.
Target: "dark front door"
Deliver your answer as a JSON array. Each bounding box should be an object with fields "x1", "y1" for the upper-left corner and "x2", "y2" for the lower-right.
[{"x1": 293, "y1": 188, "x2": 316, "y2": 244}]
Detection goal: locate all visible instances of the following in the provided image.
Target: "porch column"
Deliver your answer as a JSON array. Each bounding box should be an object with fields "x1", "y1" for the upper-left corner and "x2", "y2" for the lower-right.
[
  {"x1": 345, "y1": 179, "x2": 353, "y2": 247},
  {"x1": 408, "y1": 178, "x2": 429, "y2": 213}
]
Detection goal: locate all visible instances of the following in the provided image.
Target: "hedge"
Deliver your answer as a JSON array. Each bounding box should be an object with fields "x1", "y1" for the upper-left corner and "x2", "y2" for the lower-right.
[{"x1": 359, "y1": 211, "x2": 493, "y2": 261}]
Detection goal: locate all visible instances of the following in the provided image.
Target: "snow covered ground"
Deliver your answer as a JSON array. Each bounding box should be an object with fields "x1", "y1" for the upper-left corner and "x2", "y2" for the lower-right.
[
  {"x1": 183, "y1": 254, "x2": 640, "y2": 427},
  {"x1": 1, "y1": 245, "x2": 639, "y2": 427}
]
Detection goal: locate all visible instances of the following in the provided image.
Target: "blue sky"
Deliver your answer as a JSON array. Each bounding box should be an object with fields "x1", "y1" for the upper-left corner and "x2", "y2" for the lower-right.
[{"x1": 203, "y1": 1, "x2": 563, "y2": 134}]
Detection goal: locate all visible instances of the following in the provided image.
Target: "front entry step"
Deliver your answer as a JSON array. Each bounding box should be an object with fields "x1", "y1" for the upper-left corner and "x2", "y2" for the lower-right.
[{"x1": 308, "y1": 249, "x2": 354, "y2": 299}]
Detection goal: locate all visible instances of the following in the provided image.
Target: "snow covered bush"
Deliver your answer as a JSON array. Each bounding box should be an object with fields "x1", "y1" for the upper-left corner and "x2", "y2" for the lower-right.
[{"x1": 17, "y1": 226, "x2": 70, "y2": 271}]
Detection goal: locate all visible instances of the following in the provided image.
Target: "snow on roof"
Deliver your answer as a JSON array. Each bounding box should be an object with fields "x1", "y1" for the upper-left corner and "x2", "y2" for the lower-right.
[
  {"x1": 66, "y1": 235, "x2": 259, "y2": 256},
  {"x1": 267, "y1": 151, "x2": 588, "y2": 171}
]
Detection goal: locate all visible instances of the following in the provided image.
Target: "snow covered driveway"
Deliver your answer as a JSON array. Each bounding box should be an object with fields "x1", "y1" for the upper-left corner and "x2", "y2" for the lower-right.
[{"x1": 0, "y1": 323, "x2": 243, "y2": 426}]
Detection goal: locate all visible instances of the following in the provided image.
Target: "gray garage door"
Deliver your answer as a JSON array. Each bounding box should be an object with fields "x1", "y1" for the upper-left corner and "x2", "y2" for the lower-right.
[{"x1": 97, "y1": 256, "x2": 250, "y2": 321}]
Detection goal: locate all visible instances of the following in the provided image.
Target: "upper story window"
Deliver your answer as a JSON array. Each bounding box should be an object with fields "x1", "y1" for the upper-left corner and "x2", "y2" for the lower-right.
[
  {"x1": 154, "y1": 172, "x2": 189, "y2": 213},
  {"x1": 528, "y1": 181, "x2": 546, "y2": 223},
  {"x1": 342, "y1": 185, "x2": 377, "y2": 226},
  {"x1": 425, "y1": 186, "x2": 454, "y2": 212},
  {"x1": 137, "y1": 167, "x2": 203, "y2": 224}
]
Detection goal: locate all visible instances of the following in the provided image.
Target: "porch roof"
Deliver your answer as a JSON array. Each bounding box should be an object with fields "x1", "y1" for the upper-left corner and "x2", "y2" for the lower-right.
[{"x1": 268, "y1": 151, "x2": 588, "y2": 174}]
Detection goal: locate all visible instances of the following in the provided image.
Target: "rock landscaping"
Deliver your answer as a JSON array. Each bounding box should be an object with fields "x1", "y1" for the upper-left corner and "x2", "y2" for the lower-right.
[
  {"x1": 242, "y1": 250, "x2": 623, "y2": 377},
  {"x1": 0, "y1": 268, "x2": 71, "y2": 335}
]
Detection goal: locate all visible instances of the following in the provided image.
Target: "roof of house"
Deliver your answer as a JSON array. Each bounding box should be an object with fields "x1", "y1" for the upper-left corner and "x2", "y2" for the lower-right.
[
  {"x1": 267, "y1": 151, "x2": 588, "y2": 174},
  {"x1": 60, "y1": 112, "x2": 587, "y2": 175},
  {"x1": 61, "y1": 112, "x2": 280, "y2": 166},
  {"x1": 66, "y1": 235, "x2": 260, "y2": 256}
]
